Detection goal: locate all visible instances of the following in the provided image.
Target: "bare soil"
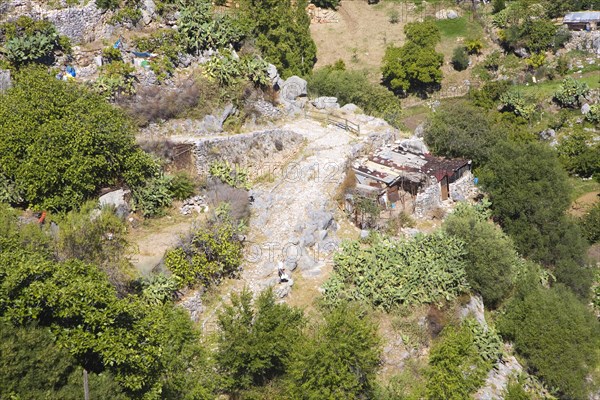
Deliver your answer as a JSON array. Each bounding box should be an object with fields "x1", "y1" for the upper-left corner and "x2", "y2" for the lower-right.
[{"x1": 569, "y1": 191, "x2": 600, "y2": 217}]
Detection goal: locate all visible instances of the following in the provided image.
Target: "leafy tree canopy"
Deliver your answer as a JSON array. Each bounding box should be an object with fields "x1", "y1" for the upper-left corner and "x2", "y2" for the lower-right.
[
  {"x1": 382, "y1": 41, "x2": 444, "y2": 94},
  {"x1": 242, "y1": 0, "x2": 316, "y2": 77},
  {"x1": 0, "y1": 67, "x2": 157, "y2": 211},
  {"x1": 498, "y1": 285, "x2": 600, "y2": 399},
  {"x1": 443, "y1": 203, "x2": 518, "y2": 308},
  {"x1": 286, "y1": 303, "x2": 381, "y2": 399},
  {"x1": 424, "y1": 100, "x2": 505, "y2": 166},
  {"x1": 479, "y1": 140, "x2": 592, "y2": 297},
  {"x1": 216, "y1": 288, "x2": 304, "y2": 392}
]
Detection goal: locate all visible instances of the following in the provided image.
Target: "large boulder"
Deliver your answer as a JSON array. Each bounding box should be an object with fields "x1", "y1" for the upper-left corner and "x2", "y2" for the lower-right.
[
  {"x1": 141, "y1": 0, "x2": 157, "y2": 25},
  {"x1": 312, "y1": 96, "x2": 340, "y2": 110},
  {"x1": 581, "y1": 103, "x2": 591, "y2": 115},
  {"x1": 0, "y1": 69, "x2": 11, "y2": 92},
  {"x1": 280, "y1": 76, "x2": 308, "y2": 102}
]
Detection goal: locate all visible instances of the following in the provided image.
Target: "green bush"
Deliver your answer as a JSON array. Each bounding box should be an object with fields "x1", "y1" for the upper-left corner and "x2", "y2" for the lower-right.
[
  {"x1": 243, "y1": 0, "x2": 316, "y2": 77},
  {"x1": 216, "y1": 288, "x2": 304, "y2": 391},
  {"x1": 556, "y1": 130, "x2": 600, "y2": 178},
  {"x1": 465, "y1": 39, "x2": 483, "y2": 55},
  {"x1": 443, "y1": 203, "x2": 518, "y2": 308},
  {"x1": 132, "y1": 175, "x2": 173, "y2": 217},
  {"x1": 307, "y1": 67, "x2": 402, "y2": 127},
  {"x1": 499, "y1": 91, "x2": 536, "y2": 120},
  {"x1": 479, "y1": 140, "x2": 592, "y2": 298},
  {"x1": 586, "y1": 103, "x2": 600, "y2": 125},
  {"x1": 286, "y1": 303, "x2": 381, "y2": 399},
  {"x1": 382, "y1": 23, "x2": 444, "y2": 94},
  {"x1": 451, "y1": 46, "x2": 469, "y2": 71},
  {"x1": 102, "y1": 46, "x2": 122, "y2": 63},
  {"x1": 322, "y1": 232, "x2": 469, "y2": 310},
  {"x1": 498, "y1": 285, "x2": 600, "y2": 399},
  {"x1": 424, "y1": 100, "x2": 504, "y2": 166},
  {"x1": 164, "y1": 220, "x2": 243, "y2": 286},
  {"x1": 581, "y1": 202, "x2": 600, "y2": 243},
  {"x1": 553, "y1": 77, "x2": 590, "y2": 108},
  {"x1": 209, "y1": 160, "x2": 250, "y2": 189},
  {"x1": 1, "y1": 17, "x2": 60, "y2": 65},
  {"x1": 470, "y1": 80, "x2": 511, "y2": 109},
  {"x1": 0, "y1": 67, "x2": 157, "y2": 211},
  {"x1": 93, "y1": 61, "x2": 136, "y2": 100},
  {"x1": 483, "y1": 50, "x2": 501, "y2": 71},
  {"x1": 168, "y1": 171, "x2": 196, "y2": 200},
  {"x1": 178, "y1": 0, "x2": 246, "y2": 54},
  {"x1": 426, "y1": 324, "x2": 490, "y2": 399}
]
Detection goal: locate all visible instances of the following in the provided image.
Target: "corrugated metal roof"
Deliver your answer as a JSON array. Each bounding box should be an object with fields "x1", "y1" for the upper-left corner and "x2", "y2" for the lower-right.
[
  {"x1": 564, "y1": 11, "x2": 600, "y2": 23},
  {"x1": 352, "y1": 145, "x2": 469, "y2": 185}
]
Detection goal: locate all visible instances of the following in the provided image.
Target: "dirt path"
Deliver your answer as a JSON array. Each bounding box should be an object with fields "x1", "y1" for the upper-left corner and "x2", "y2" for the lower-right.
[
  {"x1": 569, "y1": 191, "x2": 599, "y2": 217},
  {"x1": 129, "y1": 216, "x2": 198, "y2": 276}
]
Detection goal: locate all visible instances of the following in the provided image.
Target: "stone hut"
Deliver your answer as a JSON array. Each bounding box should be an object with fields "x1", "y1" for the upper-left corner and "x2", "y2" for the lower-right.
[
  {"x1": 352, "y1": 141, "x2": 471, "y2": 216},
  {"x1": 563, "y1": 11, "x2": 600, "y2": 31}
]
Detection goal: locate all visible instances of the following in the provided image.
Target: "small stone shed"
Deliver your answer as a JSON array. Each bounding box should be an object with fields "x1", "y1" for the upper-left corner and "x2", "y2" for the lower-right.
[
  {"x1": 352, "y1": 142, "x2": 471, "y2": 215},
  {"x1": 563, "y1": 11, "x2": 600, "y2": 31}
]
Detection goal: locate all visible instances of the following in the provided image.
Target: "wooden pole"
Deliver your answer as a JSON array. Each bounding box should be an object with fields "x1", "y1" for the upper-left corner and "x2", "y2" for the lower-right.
[{"x1": 83, "y1": 369, "x2": 90, "y2": 400}]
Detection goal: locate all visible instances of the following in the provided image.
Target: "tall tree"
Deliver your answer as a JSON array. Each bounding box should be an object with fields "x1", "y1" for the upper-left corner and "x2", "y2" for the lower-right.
[
  {"x1": 479, "y1": 140, "x2": 592, "y2": 297},
  {"x1": 243, "y1": 0, "x2": 317, "y2": 77},
  {"x1": 286, "y1": 304, "x2": 381, "y2": 399},
  {"x1": 0, "y1": 67, "x2": 157, "y2": 211}
]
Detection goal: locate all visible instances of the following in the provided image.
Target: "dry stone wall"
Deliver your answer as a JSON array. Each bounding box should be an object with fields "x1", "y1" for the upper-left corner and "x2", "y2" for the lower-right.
[{"x1": 191, "y1": 129, "x2": 304, "y2": 177}]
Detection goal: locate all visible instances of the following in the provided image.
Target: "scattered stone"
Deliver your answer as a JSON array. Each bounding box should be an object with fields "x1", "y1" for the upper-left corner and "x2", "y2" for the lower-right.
[
  {"x1": 99, "y1": 189, "x2": 130, "y2": 218},
  {"x1": 0, "y1": 69, "x2": 12, "y2": 92},
  {"x1": 581, "y1": 103, "x2": 591, "y2": 114},
  {"x1": 179, "y1": 290, "x2": 204, "y2": 323},
  {"x1": 180, "y1": 195, "x2": 208, "y2": 215},
  {"x1": 538, "y1": 128, "x2": 556, "y2": 141},
  {"x1": 340, "y1": 103, "x2": 359, "y2": 113},
  {"x1": 141, "y1": 0, "x2": 156, "y2": 25},
  {"x1": 414, "y1": 122, "x2": 425, "y2": 138},
  {"x1": 458, "y1": 294, "x2": 487, "y2": 329},
  {"x1": 312, "y1": 96, "x2": 340, "y2": 110},
  {"x1": 360, "y1": 229, "x2": 370, "y2": 239}
]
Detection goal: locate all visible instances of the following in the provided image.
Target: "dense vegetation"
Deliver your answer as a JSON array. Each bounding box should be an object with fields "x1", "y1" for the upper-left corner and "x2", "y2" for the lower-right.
[
  {"x1": 0, "y1": 68, "x2": 156, "y2": 211},
  {"x1": 382, "y1": 20, "x2": 444, "y2": 95},
  {"x1": 1, "y1": 0, "x2": 599, "y2": 397},
  {"x1": 323, "y1": 232, "x2": 470, "y2": 310},
  {"x1": 308, "y1": 62, "x2": 403, "y2": 127}
]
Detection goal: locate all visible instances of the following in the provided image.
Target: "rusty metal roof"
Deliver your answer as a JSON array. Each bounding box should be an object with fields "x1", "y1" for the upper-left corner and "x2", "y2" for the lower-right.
[
  {"x1": 353, "y1": 145, "x2": 469, "y2": 185},
  {"x1": 564, "y1": 11, "x2": 600, "y2": 23}
]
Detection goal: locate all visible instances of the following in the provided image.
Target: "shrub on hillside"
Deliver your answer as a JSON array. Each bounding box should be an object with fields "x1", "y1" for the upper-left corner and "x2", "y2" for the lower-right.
[
  {"x1": 286, "y1": 303, "x2": 381, "y2": 399},
  {"x1": 479, "y1": 140, "x2": 592, "y2": 298},
  {"x1": 554, "y1": 77, "x2": 590, "y2": 108},
  {"x1": 322, "y1": 232, "x2": 469, "y2": 310},
  {"x1": 581, "y1": 202, "x2": 600, "y2": 243},
  {"x1": 443, "y1": 204, "x2": 518, "y2": 308},
  {"x1": 426, "y1": 323, "x2": 491, "y2": 399},
  {"x1": 451, "y1": 46, "x2": 469, "y2": 71},
  {"x1": 498, "y1": 285, "x2": 600, "y2": 399},
  {"x1": 0, "y1": 67, "x2": 157, "y2": 211},
  {"x1": 216, "y1": 288, "x2": 304, "y2": 391},
  {"x1": 164, "y1": 219, "x2": 243, "y2": 287},
  {"x1": 424, "y1": 100, "x2": 504, "y2": 166},
  {"x1": 308, "y1": 66, "x2": 402, "y2": 127},
  {"x1": 0, "y1": 17, "x2": 67, "y2": 65},
  {"x1": 382, "y1": 20, "x2": 443, "y2": 95}
]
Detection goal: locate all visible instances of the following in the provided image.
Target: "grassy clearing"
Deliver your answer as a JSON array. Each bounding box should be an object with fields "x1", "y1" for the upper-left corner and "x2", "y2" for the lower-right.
[
  {"x1": 516, "y1": 74, "x2": 600, "y2": 101},
  {"x1": 435, "y1": 17, "x2": 469, "y2": 38}
]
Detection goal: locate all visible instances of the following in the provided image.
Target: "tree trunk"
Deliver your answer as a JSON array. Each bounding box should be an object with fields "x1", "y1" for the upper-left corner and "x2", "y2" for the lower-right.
[{"x1": 83, "y1": 369, "x2": 90, "y2": 400}]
